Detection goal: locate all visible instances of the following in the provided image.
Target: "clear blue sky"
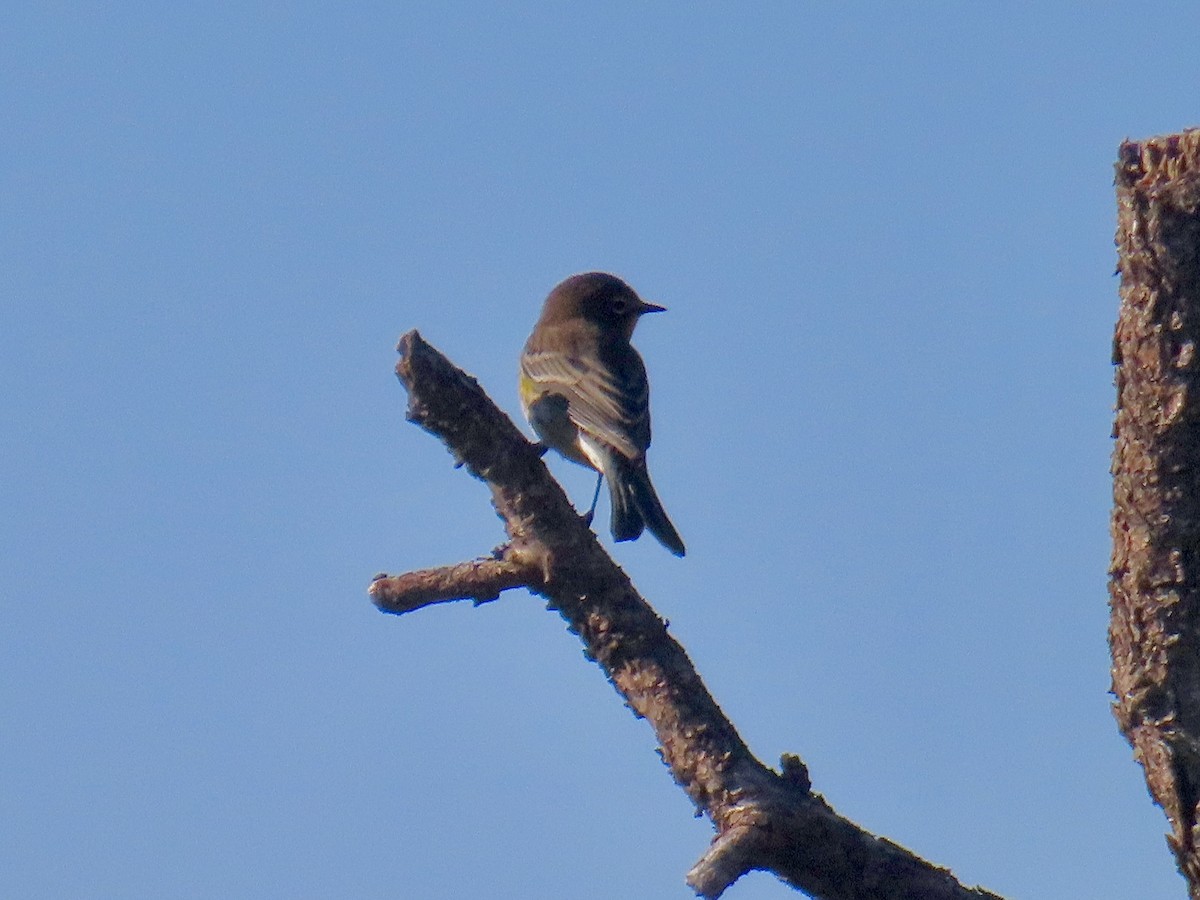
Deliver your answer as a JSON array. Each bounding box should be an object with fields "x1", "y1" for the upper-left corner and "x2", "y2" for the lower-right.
[{"x1": 2, "y1": 4, "x2": 1192, "y2": 898}]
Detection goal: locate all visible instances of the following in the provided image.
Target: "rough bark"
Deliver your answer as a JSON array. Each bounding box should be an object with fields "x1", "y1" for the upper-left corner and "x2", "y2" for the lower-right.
[
  {"x1": 373, "y1": 330, "x2": 1003, "y2": 899},
  {"x1": 1112, "y1": 128, "x2": 1200, "y2": 897}
]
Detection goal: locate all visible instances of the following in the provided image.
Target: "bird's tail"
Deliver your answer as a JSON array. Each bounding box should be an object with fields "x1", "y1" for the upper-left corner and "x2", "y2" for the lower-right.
[{"x1": 608, "y1": 457, "x2": 686, "y2": 557}]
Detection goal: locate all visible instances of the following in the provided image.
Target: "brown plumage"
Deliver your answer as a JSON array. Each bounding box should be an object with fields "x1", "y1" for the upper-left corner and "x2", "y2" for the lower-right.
[{"x1": 519, "y1": 272, "x2": 685, "y2": 557}]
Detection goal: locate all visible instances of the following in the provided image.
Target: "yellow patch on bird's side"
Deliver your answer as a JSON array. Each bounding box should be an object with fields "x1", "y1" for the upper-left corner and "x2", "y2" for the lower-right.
[{"x1": 517, "y1": 369, "x2": 539, "y2": 411}]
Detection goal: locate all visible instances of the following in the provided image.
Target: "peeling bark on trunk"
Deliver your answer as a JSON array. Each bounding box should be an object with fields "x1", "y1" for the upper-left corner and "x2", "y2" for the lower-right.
[{"x1": 1112, "y1": 128, "x2": 1200, "y2": 897}]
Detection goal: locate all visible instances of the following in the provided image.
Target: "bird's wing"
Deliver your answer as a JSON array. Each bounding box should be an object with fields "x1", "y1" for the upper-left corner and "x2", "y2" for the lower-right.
[{"x1": 521, "y1": 347, "x2": 649, "y2": 460}]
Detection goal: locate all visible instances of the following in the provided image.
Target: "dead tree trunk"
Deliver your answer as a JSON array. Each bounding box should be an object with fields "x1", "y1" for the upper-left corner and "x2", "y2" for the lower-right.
[
  {"x1": 371, "y1": 330, "x2": 1003, "y2": 899},
  {"x1": 1112, "y1": 128, "x2": 1200, "y2": 896}
]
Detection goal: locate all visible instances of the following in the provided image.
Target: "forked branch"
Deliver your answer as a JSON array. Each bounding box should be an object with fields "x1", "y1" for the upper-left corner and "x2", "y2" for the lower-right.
[{"x1": 371, "y1": 330, "x2": 1002, "y2": 900}]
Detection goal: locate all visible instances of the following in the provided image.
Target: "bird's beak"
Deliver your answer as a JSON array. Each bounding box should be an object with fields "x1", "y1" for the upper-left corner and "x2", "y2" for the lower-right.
[{"x1": 638, "y1": 300, "x2": 667, "y2": 315}]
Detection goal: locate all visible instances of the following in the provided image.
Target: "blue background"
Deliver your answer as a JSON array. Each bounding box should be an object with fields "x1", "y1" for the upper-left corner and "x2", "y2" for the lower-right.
[{"x1": 2, "y1": 4, "x2": 1189, "y2": 897}]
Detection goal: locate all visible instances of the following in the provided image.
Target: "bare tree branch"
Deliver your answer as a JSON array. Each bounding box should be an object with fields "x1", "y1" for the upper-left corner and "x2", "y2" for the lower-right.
[
  {"x1": 372, "y1": 330, "x2": 1003, "y2": 900},
  {"x1": 1112, "y1": 128, "x2": 1200, "y2": 897},
  {"x1": 371, "y1": 555, "x2": 536, "y2": 614}
]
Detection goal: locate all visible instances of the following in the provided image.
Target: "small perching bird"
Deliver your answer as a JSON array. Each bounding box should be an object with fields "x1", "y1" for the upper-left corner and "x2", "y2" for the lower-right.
[{"x1": 519, "y1": 272, "x2": 686, "y2": 557}]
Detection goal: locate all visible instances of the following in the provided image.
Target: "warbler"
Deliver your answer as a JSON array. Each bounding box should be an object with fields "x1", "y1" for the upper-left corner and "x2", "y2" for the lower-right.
[{"x1": 519, "y1": 272, "x2": 686, "y2": 557}]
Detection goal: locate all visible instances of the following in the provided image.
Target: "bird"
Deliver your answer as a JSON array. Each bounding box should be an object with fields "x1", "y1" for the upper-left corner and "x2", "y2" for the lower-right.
[{"x1": 519, "y1": 272, "x2": 686, "y2": 557}]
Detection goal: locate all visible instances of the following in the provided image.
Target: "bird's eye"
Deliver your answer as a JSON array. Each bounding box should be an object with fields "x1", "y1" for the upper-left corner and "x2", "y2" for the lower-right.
[{"x1": 612, "y1": 298, "x2": 627, "y2": 314}]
